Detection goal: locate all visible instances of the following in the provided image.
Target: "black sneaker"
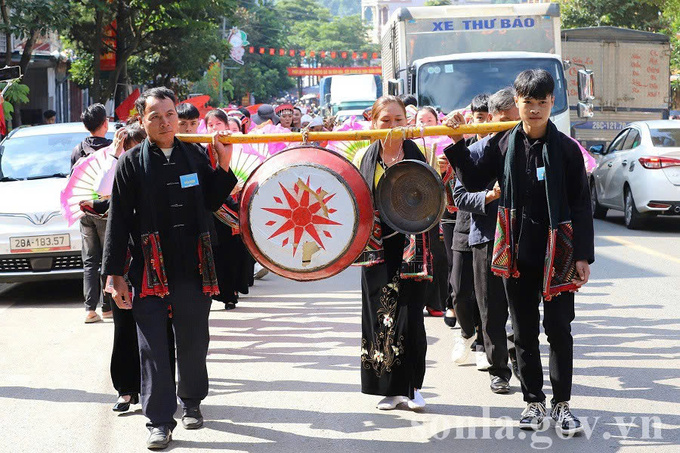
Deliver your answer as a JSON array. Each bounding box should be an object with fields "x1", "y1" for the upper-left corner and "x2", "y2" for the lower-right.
[
  {"x1": 146, "y1": 425, "x2": 172, "y2": 450},
  {"x1": 519, "y1": 401, "x2": 547, "y2": 430},
  {"x1": 551, "y1": 401, "x2": 583, "y2": 436},
  {"x1": 490, "y1": 376, "x2": 510, "y2": 394},
  {"x1": 182, "y1": 406, "x2": 204, "y2": 429}
]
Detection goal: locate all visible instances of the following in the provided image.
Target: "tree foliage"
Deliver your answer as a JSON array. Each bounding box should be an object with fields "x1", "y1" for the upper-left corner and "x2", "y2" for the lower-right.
[{"x1": 64, "y1": 0, "x2": 235, "y2": 105}]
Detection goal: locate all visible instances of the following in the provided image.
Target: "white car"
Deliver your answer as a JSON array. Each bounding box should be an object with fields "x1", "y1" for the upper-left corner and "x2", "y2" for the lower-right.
[
  {"x1": 0, "y1": 122, "x2": 115, "y2": 282},
  {"x1": 589, "y1": 120, "x2": 680, "y2": 229}
]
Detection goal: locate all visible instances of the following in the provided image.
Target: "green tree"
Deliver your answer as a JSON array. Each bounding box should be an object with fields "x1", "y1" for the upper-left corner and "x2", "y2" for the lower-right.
[
  {"x1": 65, "y1": 0, "x2": 235, "y2": 106},
  {"x1": 559, "y1": 0, "x2": 666, "y2": 31},
  {"x1": 0, "y1": 0, "x2": 69, "y2": 125},
  {"x1": 424, "y1": 0, "x2": 451, "y2": 6}
]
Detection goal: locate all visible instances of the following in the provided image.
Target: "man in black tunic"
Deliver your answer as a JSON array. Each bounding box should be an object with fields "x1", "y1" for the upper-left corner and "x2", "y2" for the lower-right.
[
  {"x1": 445, "y1": 70, "x2": 594, "y2": 436},
  {"x1": 102, "y1": 87, "x2": 236, "y2": 449}
]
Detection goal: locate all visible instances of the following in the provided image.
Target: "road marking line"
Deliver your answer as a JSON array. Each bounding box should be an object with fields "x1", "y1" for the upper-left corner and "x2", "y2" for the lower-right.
[{"x1": 602, "y1": 236, "x2": 680, "y2": 264}]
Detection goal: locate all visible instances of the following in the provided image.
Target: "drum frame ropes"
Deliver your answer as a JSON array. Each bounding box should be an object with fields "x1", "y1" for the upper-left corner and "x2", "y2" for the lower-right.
[{"x1": 239, "y1": 146, "x2": 374, "y2": 281}]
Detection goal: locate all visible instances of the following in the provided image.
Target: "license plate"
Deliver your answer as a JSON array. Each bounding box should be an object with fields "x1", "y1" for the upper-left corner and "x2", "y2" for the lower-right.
[{"x1": 9, "y1": 234, "x2": 71, "y2": 253}]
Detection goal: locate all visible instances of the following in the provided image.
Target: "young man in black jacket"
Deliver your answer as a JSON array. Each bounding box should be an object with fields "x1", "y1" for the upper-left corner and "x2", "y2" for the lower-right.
[
  {"x1": 445, "y1": 70, "x2": 594, "y2": 436},
  {"x1": 102, "y1": 88, "x2": 236, "y2": 449},
  {"x1": 72, "y1": 103, "x2": 113, "y2": 323}
]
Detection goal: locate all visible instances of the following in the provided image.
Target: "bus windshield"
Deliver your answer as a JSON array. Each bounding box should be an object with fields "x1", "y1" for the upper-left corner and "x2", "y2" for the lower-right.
[{"x1": 417, "y1": 58, "x2": 568, "y2": 115}]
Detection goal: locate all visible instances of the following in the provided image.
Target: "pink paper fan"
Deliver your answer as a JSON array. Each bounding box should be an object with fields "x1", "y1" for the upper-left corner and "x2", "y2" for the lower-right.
[{"x1": 60, "y1": 146, "x2": 116, "y2": 226}]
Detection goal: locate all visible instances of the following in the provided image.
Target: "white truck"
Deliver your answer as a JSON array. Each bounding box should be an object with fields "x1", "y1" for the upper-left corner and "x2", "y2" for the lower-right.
[
  {"x1": 319, "y1": 74, "x2": 382, "y2": 118},
  {"x1": 562, "y1": 26, "x2": 671, "y2": 148},
  {"x1": 381, "y1": 2, "x2": 593, "y2": 135}
]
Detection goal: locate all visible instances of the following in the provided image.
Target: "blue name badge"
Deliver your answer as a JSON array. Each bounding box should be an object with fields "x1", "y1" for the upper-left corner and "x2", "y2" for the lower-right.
[
  {"x1": 179, "y1": 173, "x2": 199, "y2": 188},
  {"x1": 536, "y1": 167, "x2": 546, "y2": 181}
]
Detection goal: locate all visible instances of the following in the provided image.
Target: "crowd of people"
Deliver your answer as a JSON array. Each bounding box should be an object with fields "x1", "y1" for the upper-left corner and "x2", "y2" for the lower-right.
[{"x1": 67, "y1": 69, "x2": 593, "y2": 450}]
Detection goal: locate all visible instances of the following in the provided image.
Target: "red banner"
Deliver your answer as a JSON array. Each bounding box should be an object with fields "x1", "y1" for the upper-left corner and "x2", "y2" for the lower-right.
[
  {"x1": 100, "y1": 20, "x2": 117, "y2": 72},
  {"x1": 287, "y1": 66, "x2": 382, "y2": 77}
]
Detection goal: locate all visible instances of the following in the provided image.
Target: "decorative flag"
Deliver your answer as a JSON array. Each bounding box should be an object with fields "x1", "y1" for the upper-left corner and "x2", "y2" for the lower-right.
[
  {"x1": 115, "y1": 88, "x2": 140, "y2": 121},
  {"x1": 179, "y1": 95, "x2": 212, "y2": 119},
  {"x1": 226, "y1": 28, "x2": 248, "y2": 65}
]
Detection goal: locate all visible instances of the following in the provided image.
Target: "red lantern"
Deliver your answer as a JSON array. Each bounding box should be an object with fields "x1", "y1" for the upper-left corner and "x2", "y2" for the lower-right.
[
  {"x1": 259, "y1": 48, "x2": 265, "y2": 54},
  {"x1": 269, "y1": 48, "x2": 275, "y2": 55},
  {"x1": 289, "y1": 49, "x2": 295, "y2": 57},
  {"x1": 341, "y1": 51, "x2": 347, "y2": 59},
  {"x1": 372, "y1": 52, "x2": 378, "y2": 59},
  {"x1": 249, "y1": 46, "x2": 255, "y2": 53},
  {"x1": 310, "y1": 50, "x2": 316, "y2": 57},
  {"x1": 279, "y1": 49, "x2": 285, "y2": 56},
  {"x1": 352, "y1": 52, "x2": 358, "y2": 59},
  {"x1": 330, "y1": 51, "x2": 336, "y2": 58},
  {"x1": 362, "y1": 52, "x2": 368, "y2": 59},
  {"x1": 321, "y1": 51, "x2": 326, "y2": 58}
]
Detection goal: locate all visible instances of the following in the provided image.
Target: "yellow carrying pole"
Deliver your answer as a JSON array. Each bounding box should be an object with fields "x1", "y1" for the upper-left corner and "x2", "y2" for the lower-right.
[{"x1": 176, "y1": 121, "x2": 519, "y2": 144}]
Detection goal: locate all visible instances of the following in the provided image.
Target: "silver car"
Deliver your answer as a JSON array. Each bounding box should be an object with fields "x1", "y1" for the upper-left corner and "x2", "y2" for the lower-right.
[
  {"x1": 589, "y1": 120, "x2": 680, "y2": 229},
  {"x1": 0, "y1": 122, "x2": 114, "y2": 282}
]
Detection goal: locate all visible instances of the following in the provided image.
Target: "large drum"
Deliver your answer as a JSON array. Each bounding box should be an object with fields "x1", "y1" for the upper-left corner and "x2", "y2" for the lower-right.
[{"x1": 239, "y1": 146, "x2": 374, "y2": 281}]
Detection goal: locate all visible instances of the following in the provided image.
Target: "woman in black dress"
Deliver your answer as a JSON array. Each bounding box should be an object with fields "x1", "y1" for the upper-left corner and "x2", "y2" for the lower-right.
[{"x1": 356, "y1": 96, "x2": 429, "y2": 410}]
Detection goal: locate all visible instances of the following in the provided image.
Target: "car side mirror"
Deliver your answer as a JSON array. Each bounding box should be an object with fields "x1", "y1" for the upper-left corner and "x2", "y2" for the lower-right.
[
  {"x1": 589, "y1": 144, "x2": 604, "y2": 155},
  {"x1": 387, "y1": 79, "x2": 404, "y2": 96},
  {"x1": 577, "y1": 102, "x2": 594, "y2": 119},
  {"x1": 577, "y1": 69, "x2": 595, "y2": 102}
]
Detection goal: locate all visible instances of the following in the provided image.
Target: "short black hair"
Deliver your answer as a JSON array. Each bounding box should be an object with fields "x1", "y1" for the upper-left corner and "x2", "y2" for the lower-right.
[
  {"x1": 514, "y1": 69, "x2": 554, "y2": 99},
  {"x1": 238, "y1": 107, "x2": 251, "y2": 118},
  {"x1": 43, "y1": 110, "x2": 56, "y2": 120},
  {"x1": 135, "y1": 87, "x2": 177, "y2": 117},
  {"x1": 81, "y1": 103, "x2": 108, "y2": 132},
  {"x1": 399, "y1": 94, "x2": 418, "y2": 108},
  {"x1": 470, "y1": 94, "x2": 490, "y2": 113},
  {"x1": 176, "y1": 103, "x2": 199, "y2": 120}
]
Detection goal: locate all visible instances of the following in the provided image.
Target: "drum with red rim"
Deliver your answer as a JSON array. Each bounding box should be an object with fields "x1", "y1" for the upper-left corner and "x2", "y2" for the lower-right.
[{"x1": 239, "y1": 146, "x2": 374, "y2": 281}]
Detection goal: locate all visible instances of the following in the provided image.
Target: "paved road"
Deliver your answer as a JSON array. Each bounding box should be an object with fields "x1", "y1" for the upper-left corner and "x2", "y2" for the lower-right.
[{"x1": 0, "y1": 213, "x2": 678, "y2": 452}]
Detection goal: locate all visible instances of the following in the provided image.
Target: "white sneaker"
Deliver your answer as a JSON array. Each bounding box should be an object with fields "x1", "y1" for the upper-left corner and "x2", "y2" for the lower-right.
[
  {"x1": 451, "y1": 335, "x2": 475, "y2": 364},
  {"x1": 254, "y1": 263, "x2": 269, "y2": 280},
  {"x1": 376, "y1": 396, "x2": 407, "y2": 410},
  {"x1": 407, "y1": 390, "x2": 426, "y2": 410},
  {"x1": 476, "y1": 351, "x2": 491, "y2": 371}
]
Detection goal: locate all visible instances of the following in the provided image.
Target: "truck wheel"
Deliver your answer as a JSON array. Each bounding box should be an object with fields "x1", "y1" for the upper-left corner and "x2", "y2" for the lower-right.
[
  {"x1": 590, "y1": 181, "x2": 607, "y2": 220},
  {"x1": 624, "y1": 187, "x2": 644, "y2": 230}
]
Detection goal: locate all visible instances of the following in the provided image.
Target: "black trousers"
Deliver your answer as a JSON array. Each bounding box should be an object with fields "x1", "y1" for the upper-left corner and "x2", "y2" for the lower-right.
[
  {"x1": 471, "y1": 241, "x2": 511, "y2": 381},
  {"x1": 133, "y1": 276, "x2": 212, "y2": 429},
  {"x1": 110, "y1": 299, "x2": 175, "y2": 397},
  {"x1": 503, "y1": 265, "x2": 575, "y2": 404},
  {"x1": 449, "y1": 249, "x2": 479, "y2": 340},
  {"x1": 442, "y1": 222, "x2": 455, "y2": 311}
]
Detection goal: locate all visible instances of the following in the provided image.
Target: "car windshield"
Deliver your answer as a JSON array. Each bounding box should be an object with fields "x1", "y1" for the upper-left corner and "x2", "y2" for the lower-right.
[
  {"x1": 418, "y1": 58, "x2": 568, "y2": 115},
  {"x1": 0, "y1": 131, "x2": 106, "y2": 180},
  {"x1": 649, "y1": 128, "x2": 680, "y2": 148}
]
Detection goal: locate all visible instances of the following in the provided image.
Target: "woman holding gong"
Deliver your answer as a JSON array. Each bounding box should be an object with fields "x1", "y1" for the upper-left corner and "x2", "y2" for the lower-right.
[{"x1": 354, "y1": 96, "x2": 430, "y2": 410}]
